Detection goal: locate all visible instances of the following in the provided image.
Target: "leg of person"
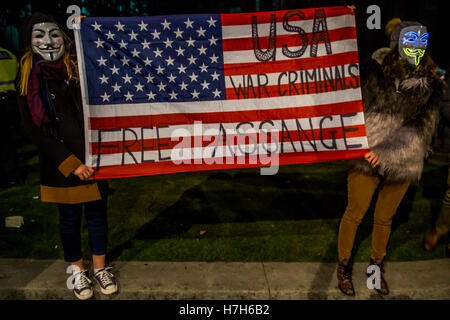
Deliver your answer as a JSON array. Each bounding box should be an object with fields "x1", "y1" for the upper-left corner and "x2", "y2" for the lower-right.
[
  {"x1": 424, "y1": 188, "x2": 450, "y2": 249},
  {"x1": 369, "y1": 179, "x2": 410, "y2": 295},
  {"x1": 85, "y1": 181, "x2": 117, "y2": 295},
  {"x1": 424, "y1": 154, "x2": 450, "y2": 252},
  {"x1": 58, "y1": 203, "x2": 93, "y2": 300},
  {"x1": 337, "y1": 170, "x2": 380, "y2": 296},
  {"x1": 0, "y1": 92, "x2": 21, "y2": 186},
  {"x1": 435, "y1": 196, "x2": 450, "y2": 257},
  {"x1": 435, "y1": 193, "x2": 450, "y2": 237}
]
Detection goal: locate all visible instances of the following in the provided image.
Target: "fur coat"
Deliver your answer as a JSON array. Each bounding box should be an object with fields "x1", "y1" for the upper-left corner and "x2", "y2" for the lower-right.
[{"x1": 349, "y1": 48, "x2": 446, "y2": 182}]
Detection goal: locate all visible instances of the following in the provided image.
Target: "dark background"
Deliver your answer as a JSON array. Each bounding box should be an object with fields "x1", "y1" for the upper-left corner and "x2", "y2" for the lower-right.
[{"x1": 0, "y1": 0, "x2": 447, "y2": 70}]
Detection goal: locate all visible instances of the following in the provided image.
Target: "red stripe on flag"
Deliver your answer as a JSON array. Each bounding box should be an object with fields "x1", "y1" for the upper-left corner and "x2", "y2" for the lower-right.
[
  {"x1": 220, "y1": 7, "x2": 353, "y2": 26},
  {"x1": 224, "y1": 51, "x2": 359, "y2": 76},
  {"x1": 222, "y1": 27, "x2": 356, "y2": 51},
  {"x1": 89, "y1": 100, "x2": 363, "y2": 130},
  {"x1": 91, "y1": 148, "x2": 366, "y2": 179}
]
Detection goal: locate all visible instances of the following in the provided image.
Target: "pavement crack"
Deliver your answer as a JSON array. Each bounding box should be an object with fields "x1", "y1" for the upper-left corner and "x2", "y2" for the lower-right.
[{"x1": 261, "y1": 262, "x2": 272, "y2": 299}]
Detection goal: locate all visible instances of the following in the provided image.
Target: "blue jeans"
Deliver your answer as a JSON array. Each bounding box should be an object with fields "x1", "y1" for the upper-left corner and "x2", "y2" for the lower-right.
[{"x1": 57, "y1": 181, "x2": 109, "y2": 262}]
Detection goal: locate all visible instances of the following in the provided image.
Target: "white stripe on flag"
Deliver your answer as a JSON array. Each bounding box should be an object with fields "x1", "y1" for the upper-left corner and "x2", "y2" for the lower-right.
[
  {"x1": 89, "y1": 111, "x2": 366, "y2": 143},
  {"x1": 88, "y1": 87, "x2": 362, "y2": 118},
  {"x1": 91, "y1": 136, "x2": 369, "y2": 167},
  {"x1": 223, "y1": 39, "x2": 357, "y2": 64}
]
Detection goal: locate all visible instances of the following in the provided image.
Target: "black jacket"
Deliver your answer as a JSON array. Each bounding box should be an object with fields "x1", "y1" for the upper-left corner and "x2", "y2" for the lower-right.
[{"x1": 19, "y1": 77, "x2": 101, "y2": 203}]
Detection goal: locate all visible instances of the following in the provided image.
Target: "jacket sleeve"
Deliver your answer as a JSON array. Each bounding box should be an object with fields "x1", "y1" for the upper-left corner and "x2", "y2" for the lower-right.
[
  {"x1": 371, "y1": 79, "x2": 444, "y2": 173},
  {"x1": 18, "y1": 94, "x2": 82, "y2": 178}
]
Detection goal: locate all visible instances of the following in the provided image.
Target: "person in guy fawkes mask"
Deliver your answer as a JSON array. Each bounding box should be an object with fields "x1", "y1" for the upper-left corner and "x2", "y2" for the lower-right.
[
  {"x1": 335, "y1": 18, "x2": 446, "y2": 296},
  {"x1": 18, "y1": 12, "x2": 117, "y2": 300}
]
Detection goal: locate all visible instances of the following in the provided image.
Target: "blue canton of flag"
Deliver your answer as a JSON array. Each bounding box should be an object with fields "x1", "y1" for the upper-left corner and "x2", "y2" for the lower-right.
[{"x1": 80, "y1": 15, "x2": 225, "y2": 105}]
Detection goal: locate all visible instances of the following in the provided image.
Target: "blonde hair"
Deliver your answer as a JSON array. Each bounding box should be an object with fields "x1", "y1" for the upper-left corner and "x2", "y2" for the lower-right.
[
  {"x1": 385, "y1": 18, "x2": 402, "y2": 38},
  {"x1": 19, "y1": 33, "x2": 79, "y2": 96}
]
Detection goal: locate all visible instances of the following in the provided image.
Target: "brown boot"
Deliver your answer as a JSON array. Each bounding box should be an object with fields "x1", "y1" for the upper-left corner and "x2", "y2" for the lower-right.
[
  {"x1": 337, "y1": 259, "x2": 355, "y2": 296},
  {"x1": 367, "y1": 258, "x2": 389, "y2": 295},
  {"x1": 423, "y1": 228, "x2": 440, "y2": 251}
]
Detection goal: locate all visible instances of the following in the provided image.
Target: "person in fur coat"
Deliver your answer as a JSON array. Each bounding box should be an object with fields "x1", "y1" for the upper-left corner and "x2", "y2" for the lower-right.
[{"x1": 336, "y1": 18, "x2": 446, "y2": 296}]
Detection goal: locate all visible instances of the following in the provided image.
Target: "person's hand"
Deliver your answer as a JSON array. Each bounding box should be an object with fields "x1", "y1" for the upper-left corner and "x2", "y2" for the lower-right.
[
  {"x1": 73, "y1": 164, "x2": 94, "y2": 181},
  {"x1": 72, "y1": 15, "x2": 86, "y2": 24},
  {"x1": 364, "y1": 151, "x2": 380, "y2": 168}
]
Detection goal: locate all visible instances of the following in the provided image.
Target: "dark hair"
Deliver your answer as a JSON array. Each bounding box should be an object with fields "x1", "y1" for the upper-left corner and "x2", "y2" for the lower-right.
[{"x1": 20, "y1": 12, "x2": 65, "y2": 53}]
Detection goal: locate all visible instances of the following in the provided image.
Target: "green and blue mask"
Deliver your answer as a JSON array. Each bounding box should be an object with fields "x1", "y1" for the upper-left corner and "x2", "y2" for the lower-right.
[{"x1": 398, "y1": 25, "x2": 428, "y2": 67}]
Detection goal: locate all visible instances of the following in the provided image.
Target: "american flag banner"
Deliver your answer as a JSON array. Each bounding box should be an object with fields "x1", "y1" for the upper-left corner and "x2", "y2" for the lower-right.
[{"x1": 74, "y1": 6, "x2": 369, "y2": 179}]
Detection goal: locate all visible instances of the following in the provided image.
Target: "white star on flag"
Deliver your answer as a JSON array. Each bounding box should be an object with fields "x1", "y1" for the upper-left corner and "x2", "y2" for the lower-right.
[
  {"x1": 143, "y1": 57, "x2": 152, "y2": 66},
  {"x1": 133, "y1": 65, "x2": 142, "y2": 74},
  {"x1": 161, "y1": 19, "x2": 171, "y2": 30},
  {"x1": 107, "y1": 47, "x2": 117, "y2": 56},
  {"x1": 124, "y1": 91, "x2": 133, "y2": 101},
  {"x1": 177, "y1": 64, "x2": 187, "y2": 73},
  {"x1": 146, "y1": 91, "x2": 156, "y2": 100},
  {"x1": 138, "y1": 20, "x2": 148, "y2": 31},
  {"x1": 156, "y1": 65, "x2": 165, "y2": 74},
  {"x1": 198, "y1": 45, "x2": 207, "y2": 55},
  {"x1": 165, "y1": 56, "x2": 175, "y2": 66},
  {"x1": 91, "y1": 21, "x2": 102, "y2": 31},
  {"x1": 135, "y1": 83, "x2": 144, "y2": 92},
  {"x1": 153, "y1": 47, "x2": 163, "y2": 57},
  {"x1": 120, "y1": 56, "x2": 130, "y2": 66},
  {"x1": 111, "y1": 83, "x2": 121, "y2": 92},
  {"x1": 174, "y1": 28, "x2": 184, "y2": 38},
  {"x1": 167, "y1": 73, "x2": 177, "y2": 83},
  {"x1": 114, "y1": 21, "x2": 125, "y2": 31},
  {"x1": 169, "y1": 90, "x2": 178, "y2": 100},
  {"x1": 151, "y1": 29, "x2": 161, "y2": 39},
  {"x1": 200, "y1": 80, "x2": 210, "y2": 90},
  {"x1": 199, "y1": 63, "x2": 208, "y2": 72},
  {"x1": 141, "y1": 39, "x2": 151, "y2": 49},
  {"x1": 131, "y1": 48, "x2": 140, "y2": 57},
  {"x1": 109, "y1": 65, "x2": 120, "y2": 74},
  {"x1": 191, "y1": 89, "x2": 200, "y2": 98},
  {"x1": 207, "y1": 17, "x2": 217, "y2": 27},
  {"x1": 196, "y1": 26, "x2": 206, "y2": 37},
  {"x1": 157, "y1": 82, "x2": 166, "y2": 91},
  {"x1": 128, "y1": 30, "x2": 138, "y2": 41},
  {"x1": 184, "y1": 18, "x2": 194, "y2": 28},
  {"x1": 99, "y1": 74, "x2": 109, "y2": 84},
  {"x1": 122, "y1": 74, "x2": 132, "y2": 83},
  {"x1": 94, "y1": 38, "x2": 104, "y2": 48},
  {"x1": 101, "y1": 92, "x2": 110, "y2": 101},
  {"x1": 97, "y1": 56, "x2": 107, "y2": 66},
  {"x1": 106, "y1": 30, "x2": 115, "y2": 40},
  {"x1": 189, "y1": 72, "x2": 198, "y2": 82},
  {"x1": 118, "y1": 40, "x2": 128, "y2": 49}
]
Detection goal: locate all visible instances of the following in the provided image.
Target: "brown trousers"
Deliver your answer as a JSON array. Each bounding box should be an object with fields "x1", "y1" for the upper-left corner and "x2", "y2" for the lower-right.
[{"x1": 338, "y1": 170, "x2": 410, "y2": 262}]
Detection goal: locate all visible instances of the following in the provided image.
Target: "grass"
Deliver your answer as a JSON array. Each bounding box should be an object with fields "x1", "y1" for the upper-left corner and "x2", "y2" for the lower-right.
[{"x1": 0, "y1": 139, "x2": 448, "y2": 262}]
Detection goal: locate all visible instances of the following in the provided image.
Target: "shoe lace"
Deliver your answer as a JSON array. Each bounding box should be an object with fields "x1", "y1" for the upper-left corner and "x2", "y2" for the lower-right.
[
  {"x1": 96, "y1": 267, "x2": 115, "y2": 286},
  {"x1": 74, "y1": 270, "x2": 92, "y2": 289}
]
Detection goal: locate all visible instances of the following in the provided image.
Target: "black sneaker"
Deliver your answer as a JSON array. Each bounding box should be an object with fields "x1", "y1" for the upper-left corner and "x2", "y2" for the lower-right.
[
  {"x1": 72, "y1": 270, "x2": 93, "y2": 300},
  {"x1": 94, "y1": 267, "x2": 118, "y2": 295}
]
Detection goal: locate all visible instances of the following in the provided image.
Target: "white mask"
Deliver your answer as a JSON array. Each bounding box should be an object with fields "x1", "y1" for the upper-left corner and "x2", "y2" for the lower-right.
[{"x1": 31, "y1": 22, "x2": 65, "y2": 61}]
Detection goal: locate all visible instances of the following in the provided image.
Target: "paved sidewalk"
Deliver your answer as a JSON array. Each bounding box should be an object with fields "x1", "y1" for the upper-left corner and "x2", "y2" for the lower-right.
[{"x1": 0, "y1": 258, "x2": 449, "y2": 300}]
